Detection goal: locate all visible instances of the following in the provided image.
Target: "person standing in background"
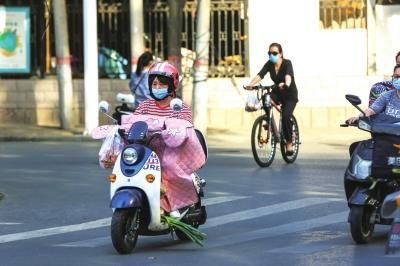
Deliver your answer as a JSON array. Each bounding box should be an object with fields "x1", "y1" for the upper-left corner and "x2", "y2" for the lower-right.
[{"x1": 129, "y1": 51, "x2": 154, "y2": 107}]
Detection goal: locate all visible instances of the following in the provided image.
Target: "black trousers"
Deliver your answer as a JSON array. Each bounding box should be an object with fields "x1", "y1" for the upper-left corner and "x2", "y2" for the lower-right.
[
  {"x1": 270, "y1": 92, "x2": 297, "y2": 143},
  {"x1": 281, "y1": 100, "x2": 297, "y2": 143}
]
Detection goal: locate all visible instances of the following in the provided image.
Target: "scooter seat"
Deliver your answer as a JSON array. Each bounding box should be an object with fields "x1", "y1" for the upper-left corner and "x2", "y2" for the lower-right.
[{"x1": 195, "y1": 129, "x2": 208, "y2": 160}]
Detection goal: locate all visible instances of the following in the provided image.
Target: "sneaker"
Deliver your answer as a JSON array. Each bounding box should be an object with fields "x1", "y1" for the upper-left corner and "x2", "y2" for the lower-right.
[
  {"x1": 169, "y1": 209, "x2": 189, "y2": 221},
  {"x1": 169, "y1": 210, "x2": 181, "y2": 218}
]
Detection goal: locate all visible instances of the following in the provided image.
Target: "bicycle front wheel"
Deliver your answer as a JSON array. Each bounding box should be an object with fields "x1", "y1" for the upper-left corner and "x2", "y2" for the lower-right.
[
  {"x1": 251, "y1": 116, "x2": 277, "y2": 167},
  {"x1": 280, "y1": 115, "x2": 300, "y2": 163}
]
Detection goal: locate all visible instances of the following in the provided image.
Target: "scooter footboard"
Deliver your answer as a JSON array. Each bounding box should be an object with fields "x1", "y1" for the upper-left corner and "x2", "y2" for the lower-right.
[{"x1": 110, "y1": 188, "x2": 144, "y2": 208}]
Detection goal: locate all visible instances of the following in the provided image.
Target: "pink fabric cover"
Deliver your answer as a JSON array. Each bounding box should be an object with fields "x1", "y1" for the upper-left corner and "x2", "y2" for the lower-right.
[
  {"x1": 91, "y1": 125, "x2": 117, "y2": 139},
  {"x1": 159, "y1": 118, "x2": 206, "y2": 211},
  {"x1": 97, "y1": 114, "x2": 206, "y2": 212}
]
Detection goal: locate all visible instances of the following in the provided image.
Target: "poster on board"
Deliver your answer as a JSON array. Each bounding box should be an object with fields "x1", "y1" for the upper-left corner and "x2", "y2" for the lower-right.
[{"x1": 0, "y1": 7, "x2": 30, "y2": 73}]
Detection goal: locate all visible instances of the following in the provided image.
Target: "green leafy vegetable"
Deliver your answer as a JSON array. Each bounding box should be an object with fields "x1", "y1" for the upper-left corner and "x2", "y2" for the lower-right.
[{"x1": 161, "y1": 215, "x2": 207, "y2": 246}]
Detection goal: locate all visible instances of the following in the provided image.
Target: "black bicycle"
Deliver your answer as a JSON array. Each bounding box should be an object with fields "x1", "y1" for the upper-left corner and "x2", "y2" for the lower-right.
[{"x1": 246, "y1": 84, "x2": 300, "y2": 167}]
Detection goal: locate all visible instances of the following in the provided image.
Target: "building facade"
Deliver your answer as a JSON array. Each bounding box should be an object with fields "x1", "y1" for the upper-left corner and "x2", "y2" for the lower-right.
[{"x1": 0, "y1": 0, "x2": 399, "y2": 131}]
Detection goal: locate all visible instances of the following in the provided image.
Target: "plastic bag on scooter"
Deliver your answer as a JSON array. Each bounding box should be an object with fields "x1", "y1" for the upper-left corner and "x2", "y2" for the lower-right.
[{"x1": 98, "y1": 126, "x2": 125, "y2": 169}]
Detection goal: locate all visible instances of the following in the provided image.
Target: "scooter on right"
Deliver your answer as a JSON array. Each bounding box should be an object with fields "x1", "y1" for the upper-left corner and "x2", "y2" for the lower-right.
[{"x1": 342, "y1": 94, "x2": 400, "y2": 244}]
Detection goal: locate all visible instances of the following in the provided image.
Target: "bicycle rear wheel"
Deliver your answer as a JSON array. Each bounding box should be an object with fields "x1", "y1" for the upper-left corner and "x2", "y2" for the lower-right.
[
  {"x1": 251, "y1": 116, "x2": 277, "y2": 167},
  {"x1": 280, "y1": 115, "x2": 300, "y2": 163}
]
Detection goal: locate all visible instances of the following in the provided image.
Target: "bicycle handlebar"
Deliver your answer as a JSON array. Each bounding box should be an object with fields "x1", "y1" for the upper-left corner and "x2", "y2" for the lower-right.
[{"x1": 243, "y1": 84, "x2": 277, "y2": 91}]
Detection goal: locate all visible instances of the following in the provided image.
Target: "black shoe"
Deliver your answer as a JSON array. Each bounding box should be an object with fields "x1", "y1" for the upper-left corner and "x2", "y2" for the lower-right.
[{"x1": 286, "y1": 150, "x2": 294, "y2": 156}]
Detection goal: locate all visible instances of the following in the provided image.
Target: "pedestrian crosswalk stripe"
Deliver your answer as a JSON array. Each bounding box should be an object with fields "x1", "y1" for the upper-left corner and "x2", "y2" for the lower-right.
[
  {"x1": 167, "y1": 212, "x2": 347, "y2": 250},
  {"x1": 0, "y1": 218, "x2": 110, "y2": 244},
  {"x1": 203, "y1": 196, "x2": 250, "y2": 206},
  {"x1": 0, "y1": 195, "x2": 247, "y2": 244},
  {"x1": 0, "y1": 197, "x2": 344, "y2": 246},
  {"x1": 203, "y1": 197, "x2": 342, "y2": 229},
  {"x1": 56, "y1": 237, "x2": 109, "y2": 247},
  {"x1": 54, "y1": 197, "x2": 343, "y2": 248}
]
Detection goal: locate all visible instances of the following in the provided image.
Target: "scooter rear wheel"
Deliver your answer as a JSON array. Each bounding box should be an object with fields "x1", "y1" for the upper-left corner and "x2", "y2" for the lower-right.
[
  {"x1": 349, "y1": 205, "x2": 375, "y2": 244},
  {"x1": 111, "y1": 208, "x2": 140, "y2": 254}
]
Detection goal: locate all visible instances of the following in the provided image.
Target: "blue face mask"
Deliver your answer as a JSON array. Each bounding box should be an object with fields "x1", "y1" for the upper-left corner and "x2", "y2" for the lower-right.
[
  {"x1": 269, "y1": 54, "x2": 279, "y2": 64},
  {"x1": 393, "y1": 79, "x2": 400, "y2": 91},
  {"x1": 152, "y1": 88, "x2": 169, "y2": 100}
]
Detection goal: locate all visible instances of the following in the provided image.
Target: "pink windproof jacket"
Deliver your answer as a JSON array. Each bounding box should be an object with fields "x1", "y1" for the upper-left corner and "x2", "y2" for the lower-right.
[{"x1": 92, "y1": 114, "x2": 206, "y2": 212}]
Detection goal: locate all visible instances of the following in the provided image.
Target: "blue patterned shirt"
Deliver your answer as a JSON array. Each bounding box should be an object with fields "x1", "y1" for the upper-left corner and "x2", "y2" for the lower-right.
[
  {"x1": 370, "y1": 90, "x2": 400, "y2": 118},
  {"x1": 368, "y1": 81, "x2": 393, "y2": 107}
]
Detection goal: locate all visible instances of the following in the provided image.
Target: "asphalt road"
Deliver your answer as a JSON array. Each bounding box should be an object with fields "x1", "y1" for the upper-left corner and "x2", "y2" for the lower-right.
[{"x1": 0, "y1": 141, "x2": 399, "y2": 266}]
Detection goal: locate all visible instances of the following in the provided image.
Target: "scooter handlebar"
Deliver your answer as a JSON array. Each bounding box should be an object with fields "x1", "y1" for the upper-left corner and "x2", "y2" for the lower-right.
[{"x1": 340, "y1": 119, "x2": 357, "y2": 127}]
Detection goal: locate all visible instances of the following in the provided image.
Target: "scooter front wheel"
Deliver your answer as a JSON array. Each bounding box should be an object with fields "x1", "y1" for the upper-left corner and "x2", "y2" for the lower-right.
[
  {"x1": 111, "y1": 208, "x2": 140, "y2": 254},
  {"x1": 349, "y1": 205, "x2": 375, "y2": 244}
]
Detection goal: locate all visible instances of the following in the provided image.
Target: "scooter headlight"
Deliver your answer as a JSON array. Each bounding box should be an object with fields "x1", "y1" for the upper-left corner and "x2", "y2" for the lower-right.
[
  {"x1": 350, "y1": 154, "x2": 371, "y2": 180},
  {"x1": 122, "y1": 147, "x2": 138, "y2": 165}
]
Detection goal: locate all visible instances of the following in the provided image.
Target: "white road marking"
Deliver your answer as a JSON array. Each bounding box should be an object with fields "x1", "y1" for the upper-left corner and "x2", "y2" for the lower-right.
[
  {"x1": 0, "y1": 154, "x2": 22, "y2": 158},
  {"x1": 266, "y1": 242, "x2": 341, "y2": 254},
  {"x1": 203, "y1": 195, "x2": 250, "y2": 206},
  {"x1": 0, "y1": 218, "x2": 110, "y2": 244},
  {"x1": 207, "y1": 212, "x2": 347, "y2": 248},
  {"x1": 0, "y1": 196, "x2": 247, "y2": 245},
  {"x1": 0, "y1": 223, "x2": 22, "y2": 225},
  {"x1": 0, "y1": 197, "x2": 344, "y2": 246},
  {"x1": 167, "y1": 212, "x2": 347, "y2": 250},
  {"x1": 203, "y1": 197, "x2": 342, "y2": 229},
  {"x1": 56, "y1": 237, "x2": 110, "y2": 247},
  {"x1": 55, "y1": 197, "x2": 342, "y2": 248}
]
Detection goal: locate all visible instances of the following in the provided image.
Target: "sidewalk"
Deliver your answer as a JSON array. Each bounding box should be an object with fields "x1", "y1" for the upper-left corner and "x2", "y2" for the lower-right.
[{"x1": 0, "y1": 123, "x2": 370, "y2": 149}]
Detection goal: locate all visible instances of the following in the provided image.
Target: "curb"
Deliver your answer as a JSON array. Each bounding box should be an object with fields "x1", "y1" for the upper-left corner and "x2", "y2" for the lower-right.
[{"x1": 0, "y1": 135, "x2": 95, "y2": 142}]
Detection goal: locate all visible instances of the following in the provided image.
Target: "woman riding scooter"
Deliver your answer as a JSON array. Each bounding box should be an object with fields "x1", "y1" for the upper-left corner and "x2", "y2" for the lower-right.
[
  {"x1": 125, "y1": 61, "x2": 204, "y2": 218},
  {"x1": 343, "y1": 65, "x2": 400, "y2": 244},
  {"x1": 348, "y1": 65, "x2": 400, "y2": 123}
]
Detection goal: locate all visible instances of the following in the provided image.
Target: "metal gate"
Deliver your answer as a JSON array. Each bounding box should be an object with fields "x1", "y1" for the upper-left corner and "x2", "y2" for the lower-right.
[
  {"x1": 0, "y1": 0, "x2": 247, "y2": 78},
  {"x1": 144, "y1": 0, "x2": 247, "y2": 77}
]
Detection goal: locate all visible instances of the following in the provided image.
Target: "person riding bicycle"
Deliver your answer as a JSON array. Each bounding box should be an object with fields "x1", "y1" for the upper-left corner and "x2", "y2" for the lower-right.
[{"x1": 245, "y1": 42, "x2": 298, "y2": 155}]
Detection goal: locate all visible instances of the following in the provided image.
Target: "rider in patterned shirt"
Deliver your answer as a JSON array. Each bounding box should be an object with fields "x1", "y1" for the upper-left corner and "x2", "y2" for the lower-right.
[
  {"x1": 367, "y1": 52, "x2": 400, "y2": 106},
  {"x1": 134, "y1": 61, "x2": 192, "y2": 123},
  {"x1": 348, "y1": 65, "x2": 400, "y2": 123},
  {"x1": 368, "y1": 81, "x2": 394, "y2": 107}
]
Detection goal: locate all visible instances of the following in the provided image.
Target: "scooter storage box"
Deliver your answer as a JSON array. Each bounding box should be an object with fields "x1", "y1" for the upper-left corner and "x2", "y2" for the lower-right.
[{"x1": 371, "y1": 133, "x2": 400, "y2": 179}]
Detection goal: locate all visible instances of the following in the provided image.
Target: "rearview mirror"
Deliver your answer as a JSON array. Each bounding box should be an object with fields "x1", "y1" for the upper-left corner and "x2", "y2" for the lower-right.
[
  {"x1": 170, "y1": 98, "x2": 183, "y2": 112},
  {"x1": 99, "y1": 101, "x2": 109, "y2": 113},
  {"x1": 345, "y1": 94, "x2": 362, "y2": 106},
  {"x1": 116, "y1": 93, "x2": 135, "y2": 104}
]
